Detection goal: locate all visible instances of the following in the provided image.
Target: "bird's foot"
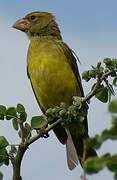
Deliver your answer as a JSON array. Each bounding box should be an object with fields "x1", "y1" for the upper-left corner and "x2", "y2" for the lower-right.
[
  {"x1": 36, "y1": 129, "x2": 49, "y2": 138},
  {"x1": 42, "y1": 132, "x2": 49, "y2": 138}
]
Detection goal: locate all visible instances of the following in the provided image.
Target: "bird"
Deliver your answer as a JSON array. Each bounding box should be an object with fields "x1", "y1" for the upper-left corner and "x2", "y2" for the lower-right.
[{"x1": 13, "y1": 11, "x2": 97, "y2": 170}]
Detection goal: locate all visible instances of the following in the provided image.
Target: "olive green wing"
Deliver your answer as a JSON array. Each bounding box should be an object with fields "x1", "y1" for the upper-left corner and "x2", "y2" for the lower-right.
[
  {"x1": 56, "y1": 41, "x2": 97, "y2": 167},
  {"x1": 55, "y1": 40, "x2": 88, "y2": 133}
]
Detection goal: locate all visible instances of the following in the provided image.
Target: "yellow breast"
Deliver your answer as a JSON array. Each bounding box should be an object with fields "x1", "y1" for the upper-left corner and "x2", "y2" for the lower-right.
[{"x1": 27, "y1": 37, "x2": 78, "y2": 110}]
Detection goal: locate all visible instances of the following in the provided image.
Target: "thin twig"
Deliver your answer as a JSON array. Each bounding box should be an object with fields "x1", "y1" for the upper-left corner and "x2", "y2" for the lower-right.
[
  {"x1": 82, "y1": 70, "x2": 114, "y2": 102},
  {"x1": 27, "y1": 118, "x2": 62, "y2": 146},
  {"x1": 19, "y1": 122, "x2": 25, "y2": 143}
]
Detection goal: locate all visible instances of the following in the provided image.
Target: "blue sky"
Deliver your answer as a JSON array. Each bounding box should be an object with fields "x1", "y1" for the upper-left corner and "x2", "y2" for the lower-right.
[{"x1": 0, "y1": 1, "x2": 117, "y2": 180}]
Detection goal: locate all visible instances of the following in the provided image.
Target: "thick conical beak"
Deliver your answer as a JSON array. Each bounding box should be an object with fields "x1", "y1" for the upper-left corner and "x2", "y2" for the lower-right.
[{"x1": 12, "y1": 18, "x2": 30, "y2": 32}]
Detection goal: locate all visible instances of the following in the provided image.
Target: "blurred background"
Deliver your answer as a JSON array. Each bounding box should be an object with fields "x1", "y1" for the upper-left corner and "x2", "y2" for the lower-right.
[{"x1": 0, "y1": 0, "x2": 117, "y2": 179}]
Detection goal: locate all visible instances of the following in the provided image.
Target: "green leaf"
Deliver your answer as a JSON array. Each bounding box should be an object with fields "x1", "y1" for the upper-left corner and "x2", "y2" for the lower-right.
[
  {"x1": 16, "y1": 104, "x2": 25, "y2": 113},
  {"x1": 97, "y1": 62, "x2": 101, "y2": 68},
  {"x1": 106, "y1": 155, "x2": 117, "y2": 172},
  {"x1": 82, "y1": 71, "x2": 90, "y2": 81},
  {"x1": 0, "y1": 136, "x2": 9, "y2": 149},
  {"x1": 84, "y1": 157, "x2": 105, "y2": 174},
  {"x1": 0, "y1": 171, "x2": 3, "y2": 180},
  {"x1": 0, "y1": 105, "x2": 6, "y2": 120},
  {"x1": 18, "y1": 123, "x2": 31, "y2": 139},
  {"x1": 12, "y1": 118, "x2": 18, "y2": 131},
  {"x1": 31, "y1": 116, "x2": 47, "y2": 129},
  {"x1": 0, "y1": 148, "x2": 8, "y2": 164},
  {"x1": 86, "y1": 135, "x2": 102, "y2": 149},
  {"x1": 6, "y1": 107, "x2": 16, "y2": 120},
  {"x1": 113, "y1": 76, "x2": 117, "y2": 87},
  {"x1": 101, "y1": 128, "x2": 117, "y2": 141},
  {"x1": 103, "y1": 58, "x2": 115, "y2": 70},
  {"x1": 95, "y1": 87, "x2": 108, "y2": 103},
  {"x1": 20, "y1": 112, "x2": 27, "y2": 122},
  {"x1": 0, "y1": 105, "x2": 6, "y2": 115},
  {"x1": 112, "y1": 116, "x2": 117, "y2": 126},
  {"x1": 23, "y1": 123, "x2": 31, "y2": 139},
  {"x1": 95, "y1": 84, "x2": 104, "y2": 93},
  {"x1": 89, "y1": 70, "x2": 96, "y2": 78},
  {"x1": 0, "y1": 115, "x2": 4, "y2": 120},
  {"x1": 108, "y1": 99, "x2": 117, "y2": 113}
]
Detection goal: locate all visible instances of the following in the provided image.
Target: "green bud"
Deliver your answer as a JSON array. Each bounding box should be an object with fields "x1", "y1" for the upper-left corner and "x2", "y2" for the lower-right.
[{"x1": 59, "y1": 109, "x2": 66, "y2": 117}]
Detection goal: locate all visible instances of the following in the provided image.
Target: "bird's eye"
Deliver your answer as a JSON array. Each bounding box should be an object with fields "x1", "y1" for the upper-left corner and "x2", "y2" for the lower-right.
[{"x1": 30, "y1": 15, "x2": 36, "y2": 20}]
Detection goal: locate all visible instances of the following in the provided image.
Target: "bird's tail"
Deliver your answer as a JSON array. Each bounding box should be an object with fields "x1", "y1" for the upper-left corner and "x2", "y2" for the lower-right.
[{"x1": 65, "y1": 129, "x2": 97, "y2": 170}]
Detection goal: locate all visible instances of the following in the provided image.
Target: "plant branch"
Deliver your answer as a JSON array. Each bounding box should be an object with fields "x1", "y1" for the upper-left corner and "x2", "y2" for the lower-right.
[
  {"x1": 11, "y1": 118, "x2": 62, "y2": 180},
  {"x1": 11, "y1": 145, "x2": 27, "y2": 180},
  {"x1": 27, "y1": 118, "x2": 62, "y2": 146},
  {"x1": 18, "y1": 119, "x2": 25, "y2": 143},
  {"x1": 82, "y1": 70, "x2": 114, "y2": 102}
]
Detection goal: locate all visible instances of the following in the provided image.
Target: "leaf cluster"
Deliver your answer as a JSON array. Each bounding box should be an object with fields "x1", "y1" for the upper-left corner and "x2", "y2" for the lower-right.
[
  {"x1": 31, "y1": 97, "x2": 88, "y2": 137},
  {"x1": 82, "y1": 58, "x2": 117, "y2": 103}
]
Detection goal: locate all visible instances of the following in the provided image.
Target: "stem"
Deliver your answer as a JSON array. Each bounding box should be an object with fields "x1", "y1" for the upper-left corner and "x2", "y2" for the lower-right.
[
  {"x1": 82, "y1": 70, "x2": 114, "y2": 102},
  {"x1": 18, "y1": 120, "x2": 25, "y2": 143},
  {"x1": 27, "y1": 118, "x2": 62, "y2": 146},
  {"x1": 12, "y1": 145, "x2": 27, "y2": 180},
  {"x1": 11, "y1": 118, "x2": 62, "y2": 180}
]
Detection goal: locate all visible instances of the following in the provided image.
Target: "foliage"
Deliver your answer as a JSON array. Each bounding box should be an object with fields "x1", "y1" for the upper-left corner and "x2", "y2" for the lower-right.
[{"x1": 82, "y1": 58, "x2": 117, "y2": 102}]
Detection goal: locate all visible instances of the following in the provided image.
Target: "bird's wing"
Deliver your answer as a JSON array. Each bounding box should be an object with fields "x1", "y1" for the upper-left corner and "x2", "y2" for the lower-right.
[{"x1": 54, "y1": 40, "x2": 88, "y2": 133}]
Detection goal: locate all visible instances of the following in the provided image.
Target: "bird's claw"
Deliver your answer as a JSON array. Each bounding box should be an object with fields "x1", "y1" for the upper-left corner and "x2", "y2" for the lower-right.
[{"x1": 41, "y1": 132, "x2": 49, "y2": 138}]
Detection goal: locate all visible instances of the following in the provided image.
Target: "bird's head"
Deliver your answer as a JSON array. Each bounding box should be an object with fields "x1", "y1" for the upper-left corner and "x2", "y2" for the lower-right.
[{"x1": 13, "y1": 11, "x2": 62, "y2": 39}]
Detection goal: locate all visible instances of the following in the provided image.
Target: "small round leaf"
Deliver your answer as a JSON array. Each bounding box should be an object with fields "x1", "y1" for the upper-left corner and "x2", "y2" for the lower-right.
[
  {"x1": 12, "y1": 118, "x2": 19, "y2": 131},
  {"x1": 6, "y1": 107, "x2": 16, "y2": 120},
  {"x1": 16, "y1": 104, "x2": 25, "y2": 113},
  {"x1": 20, "y1": 112, "x2": 27, "y2": 122},
  {"x1": 95, "y1": 87, "x2": 108, "y2": 103},
  {"x1": 31, "y1": 116, "x2": 47, "y2": 129},
  {"x1": 0, "y1": 136, "x2": 9, "y2": 149}
]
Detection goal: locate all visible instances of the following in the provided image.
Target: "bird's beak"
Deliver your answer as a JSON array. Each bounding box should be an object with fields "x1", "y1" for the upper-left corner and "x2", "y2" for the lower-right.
[{"x1": 12, "y1": 18, "x2": 30, "y2": 32}]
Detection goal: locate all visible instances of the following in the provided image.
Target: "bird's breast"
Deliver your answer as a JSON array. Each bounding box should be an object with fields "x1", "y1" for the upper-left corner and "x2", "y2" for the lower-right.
[{"x1": 27, "y1": 39, "x2": 78, "y2": 110}]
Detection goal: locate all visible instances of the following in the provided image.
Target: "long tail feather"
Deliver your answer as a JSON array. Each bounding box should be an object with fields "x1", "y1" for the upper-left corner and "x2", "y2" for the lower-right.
[{"x1": 65, "y1": 129, "x2": 79, "y2": 170}]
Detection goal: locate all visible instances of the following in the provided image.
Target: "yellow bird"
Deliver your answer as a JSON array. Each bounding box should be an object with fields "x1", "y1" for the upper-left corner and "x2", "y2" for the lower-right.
[{"x1": 13, "y1": 11, "x2": 96, "y2": 170}]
